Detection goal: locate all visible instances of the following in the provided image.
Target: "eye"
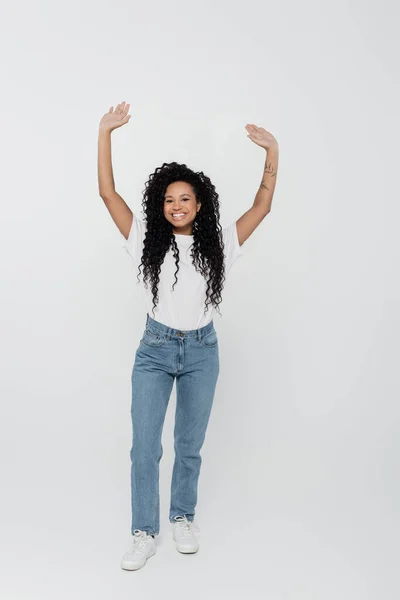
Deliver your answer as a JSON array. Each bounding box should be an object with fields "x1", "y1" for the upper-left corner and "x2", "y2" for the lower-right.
[{"x1": 165, "y1": 198, "x2": 190, "y2": 203}]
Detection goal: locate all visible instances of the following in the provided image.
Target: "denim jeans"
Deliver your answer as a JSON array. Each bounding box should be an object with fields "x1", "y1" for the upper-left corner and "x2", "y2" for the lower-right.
[{"x1": 129, "y1": 313, "x2": 220, "y2": 536}]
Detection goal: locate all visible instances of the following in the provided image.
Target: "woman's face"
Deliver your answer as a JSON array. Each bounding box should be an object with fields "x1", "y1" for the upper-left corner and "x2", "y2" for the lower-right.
[{"x1": 163, "y1": 181, "x2": 201, "y2": 235}]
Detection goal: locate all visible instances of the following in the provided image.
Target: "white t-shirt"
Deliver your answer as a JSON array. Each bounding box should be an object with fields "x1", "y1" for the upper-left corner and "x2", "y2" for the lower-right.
[{"x1": 121, "y1": 214, "x2": 244, "y2": 330}]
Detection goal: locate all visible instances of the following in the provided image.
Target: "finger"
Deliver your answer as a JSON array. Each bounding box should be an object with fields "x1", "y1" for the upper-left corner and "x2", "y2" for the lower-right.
[{"x1": 109, "y1": 106, "x2": 113, "y2": 113}]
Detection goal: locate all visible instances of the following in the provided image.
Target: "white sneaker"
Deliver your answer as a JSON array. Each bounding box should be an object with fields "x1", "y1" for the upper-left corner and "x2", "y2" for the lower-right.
[
  {"x1": 121, "y1": 530, "x2": 156, "y2": 570},
  {"x1": 172, "y1": 516, "x2": 200, "y2": 553}
]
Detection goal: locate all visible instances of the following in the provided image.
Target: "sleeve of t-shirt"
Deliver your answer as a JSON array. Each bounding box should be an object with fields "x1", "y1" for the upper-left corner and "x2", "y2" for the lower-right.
[
  {"x1": 120, "y1": 213, "x2": 147, "y2": 263},
  {"x1": 221, "y1": 221, "x2": 244, "y2": 274}
]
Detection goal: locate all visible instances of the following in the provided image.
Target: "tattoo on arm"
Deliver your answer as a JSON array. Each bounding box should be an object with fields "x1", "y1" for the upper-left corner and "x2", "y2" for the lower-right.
[
  {"x1": 259, "y1": 161, "x2": 277, "y2": 191},
  {"x1": 264, "y1": 162, "x2": 277, "y2": 177}
]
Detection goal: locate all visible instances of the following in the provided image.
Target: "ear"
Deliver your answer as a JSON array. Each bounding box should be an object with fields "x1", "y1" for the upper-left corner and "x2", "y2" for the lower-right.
[{"x1": 197, "y1": 202, "x2": 201, "y2": 212}]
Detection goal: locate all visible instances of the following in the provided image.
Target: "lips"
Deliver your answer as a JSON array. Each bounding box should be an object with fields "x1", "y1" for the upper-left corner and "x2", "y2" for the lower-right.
[{"x1": 171, "y1": 213, "x2": 187, "y2": 220}]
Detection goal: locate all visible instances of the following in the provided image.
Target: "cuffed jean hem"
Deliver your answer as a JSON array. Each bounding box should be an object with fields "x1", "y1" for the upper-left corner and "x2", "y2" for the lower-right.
[
  {"x1": 132, "y1": 528, "x2": 156, "y2": 536},
  {"x1": 169, "y1": 514, "x2": 194, "y2": 524}
]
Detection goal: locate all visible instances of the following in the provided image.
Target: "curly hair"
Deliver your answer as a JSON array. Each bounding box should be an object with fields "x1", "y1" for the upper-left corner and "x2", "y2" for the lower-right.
[{"x1": 136, "y1": 161, "x2": 227, "y2": 318}]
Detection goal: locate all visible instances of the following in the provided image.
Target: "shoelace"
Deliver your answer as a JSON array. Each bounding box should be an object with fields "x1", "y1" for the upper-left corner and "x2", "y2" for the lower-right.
[
  {"x1": 173, "y1": 515, "x2": 200, "y2": 538},
  {"x1": 129, "y1": 529, "x2": 151, "y2": 554}
]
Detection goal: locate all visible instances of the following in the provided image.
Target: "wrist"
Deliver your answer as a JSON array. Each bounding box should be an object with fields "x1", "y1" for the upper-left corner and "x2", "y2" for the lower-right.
[
  {"x1": 98, "y1": 127, "x2": 112, "y2": 137},
  {"x1": 266, "y1": 142, "x2": 279, "y2": 153}
]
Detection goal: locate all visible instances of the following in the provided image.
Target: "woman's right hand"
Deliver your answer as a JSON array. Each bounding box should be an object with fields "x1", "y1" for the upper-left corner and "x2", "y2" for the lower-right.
[{"x1": 99, "y1": 101, "x2": 131, "y2": 133}]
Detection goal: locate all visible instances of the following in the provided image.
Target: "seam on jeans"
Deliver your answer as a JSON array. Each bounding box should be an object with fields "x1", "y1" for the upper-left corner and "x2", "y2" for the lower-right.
[{"x1": 174, "y1": 442, "x2": 181, "y2": 521}]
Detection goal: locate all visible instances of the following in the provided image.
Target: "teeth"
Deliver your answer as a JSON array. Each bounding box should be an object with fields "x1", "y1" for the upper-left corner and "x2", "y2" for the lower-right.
[{"x1": 172, "y1": 213, "x2": 185, "y2": 218}]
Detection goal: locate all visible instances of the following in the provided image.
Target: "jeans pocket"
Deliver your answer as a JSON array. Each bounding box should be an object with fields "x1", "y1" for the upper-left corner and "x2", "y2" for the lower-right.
[
  {"x1": 200, "y1": 329, "x2": 218, "y2": 348},
  {"x1": 140, "y1": 328, "x2": 167, "y2": 347}
]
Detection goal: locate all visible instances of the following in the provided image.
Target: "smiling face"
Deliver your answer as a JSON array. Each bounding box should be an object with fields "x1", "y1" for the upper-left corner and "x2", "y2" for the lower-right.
[{"x1": 163, "y1": 181, "x2": 201, "y2": 235}]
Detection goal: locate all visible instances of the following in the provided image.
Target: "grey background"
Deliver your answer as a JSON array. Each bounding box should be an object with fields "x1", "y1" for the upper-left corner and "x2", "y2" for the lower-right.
[{"x1": 1, "y1": 0, "x2": 398, "y2": 598}]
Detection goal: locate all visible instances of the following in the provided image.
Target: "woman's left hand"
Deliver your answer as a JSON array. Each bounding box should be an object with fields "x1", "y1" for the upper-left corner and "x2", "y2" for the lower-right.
[{"x1": 245, "y1": 124, "x2": 278, "y2": 150}]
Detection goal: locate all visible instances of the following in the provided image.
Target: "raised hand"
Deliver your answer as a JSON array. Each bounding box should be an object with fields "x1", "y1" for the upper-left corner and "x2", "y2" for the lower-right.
[
  {"x1": 245, "y1": 124, "x2": 278, "y2": 151},
  {"x1": 99, "y1": 101, "x2": 131, "y2": 133}
]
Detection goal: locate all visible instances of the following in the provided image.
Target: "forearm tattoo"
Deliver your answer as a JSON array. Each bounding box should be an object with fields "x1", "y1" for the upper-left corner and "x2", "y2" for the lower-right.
[
  {"x1": 259, "y1": 161, "x2": 277, "y2": 192},
  {"x1": 264, "y1": 162, "x2": 277, "y2": 177}
]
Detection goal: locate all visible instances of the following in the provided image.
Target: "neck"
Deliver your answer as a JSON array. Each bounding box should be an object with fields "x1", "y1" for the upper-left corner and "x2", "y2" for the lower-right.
[{"x1": 173, "y1": 226, "x2": 193, "y2": 236}]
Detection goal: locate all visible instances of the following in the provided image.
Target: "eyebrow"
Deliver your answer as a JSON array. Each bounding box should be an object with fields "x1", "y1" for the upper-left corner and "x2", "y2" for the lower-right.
[{"x1": 164, "y1": 193, "x2": 192, "y2": 198}]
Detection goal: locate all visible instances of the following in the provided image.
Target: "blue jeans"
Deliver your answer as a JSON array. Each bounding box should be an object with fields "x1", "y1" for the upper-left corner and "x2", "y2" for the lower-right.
[{"x1": 129, "y1": 314, "x2": 220, "y2": 536}]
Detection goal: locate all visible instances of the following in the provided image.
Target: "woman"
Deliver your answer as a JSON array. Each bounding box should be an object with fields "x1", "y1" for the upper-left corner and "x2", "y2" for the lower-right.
[{"x1": 97, "y1": 101, "x2": 279, "y2": 571}]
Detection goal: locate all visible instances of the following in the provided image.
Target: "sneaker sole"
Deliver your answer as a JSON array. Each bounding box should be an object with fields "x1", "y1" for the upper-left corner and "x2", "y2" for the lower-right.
[
  {"x1": 175, "y1": 544, "x2": 199, "y2": 554},
  {"x1": 121, "y1": 546, "x2": 156, "y2": 570}
]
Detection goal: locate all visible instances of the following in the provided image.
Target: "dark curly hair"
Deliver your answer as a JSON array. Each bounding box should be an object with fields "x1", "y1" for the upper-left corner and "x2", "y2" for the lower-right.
[{"x1": 136, "y1": 161, "x2": 227, "y2": 318}]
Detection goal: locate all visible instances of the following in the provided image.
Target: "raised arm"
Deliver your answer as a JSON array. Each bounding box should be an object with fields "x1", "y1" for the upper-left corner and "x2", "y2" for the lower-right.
[
  {"x1": 98, "y1": 101, "x2": 133, "y2": 240},
  {"x1": 236, "y1": 125, "x2": 279, "y2": 246}
]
